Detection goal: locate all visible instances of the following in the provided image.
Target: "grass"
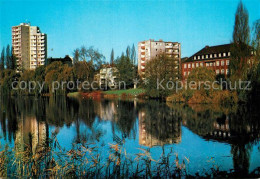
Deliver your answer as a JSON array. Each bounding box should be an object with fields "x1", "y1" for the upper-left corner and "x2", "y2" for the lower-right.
[
  {"x1": 104, "y1": 88, "x2": 145, "y2": 96},
  {"x1": 67, "y1": 92, "x2": 81, "y2": 98}
]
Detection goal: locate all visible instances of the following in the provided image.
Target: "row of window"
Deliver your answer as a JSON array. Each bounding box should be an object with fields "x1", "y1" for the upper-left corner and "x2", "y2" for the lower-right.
[
  {"x1": 183, "y1": 60, "x2": 229, "y2": 69},
  {"x1": 184, "y1": 69, "x2": 229, "y2": 76},
  {"x1": 194, "y1": 52, "x2": 230, "y2": 60}
]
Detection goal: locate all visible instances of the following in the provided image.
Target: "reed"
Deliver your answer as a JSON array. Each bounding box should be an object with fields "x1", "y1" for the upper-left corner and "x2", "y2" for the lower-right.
[{"x1": 0, "y1": 132, "x2": 259, "y2": 178}]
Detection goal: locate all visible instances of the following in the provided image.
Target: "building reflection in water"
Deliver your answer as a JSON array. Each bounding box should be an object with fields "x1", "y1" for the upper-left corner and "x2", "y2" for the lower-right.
[
  {"x1": 177, "y1": 104, "x2": 260, "y2": 176},
  {"x1": 15, "y1": 116, "x2": 48, "y2": 156},
  {"x1": 138, "y1": 103, "x2": 181, "y2": 147}
]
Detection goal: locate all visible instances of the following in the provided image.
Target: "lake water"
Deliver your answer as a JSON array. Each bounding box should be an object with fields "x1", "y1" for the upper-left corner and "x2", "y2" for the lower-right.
[{"x1": 0, "y1": 96, "x2": 259, "y2": 177}]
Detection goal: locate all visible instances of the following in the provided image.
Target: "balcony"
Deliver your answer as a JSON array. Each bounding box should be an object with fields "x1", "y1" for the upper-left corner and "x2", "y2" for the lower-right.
[
  {"x1": 141, "y1": 63, "x2": 145, "y2": 66},
  {"x1": 141, "y1": 57, "x2": 145, "y2": 61},
  {"x1": 141, "y1": 52, "x2": 145, "y2": 55},
  {"x1": 141, "y1": 46, "x2": 145, "y2": 50},
  {"x1": 165, "y1": 45, "x2": 173, "y2": 48}
]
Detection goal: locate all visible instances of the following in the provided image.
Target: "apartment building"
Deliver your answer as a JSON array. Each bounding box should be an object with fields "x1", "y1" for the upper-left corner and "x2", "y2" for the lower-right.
[
  {"x1": 138, "y1": 39, "x2": 181, "y2": 79},
  {"x1": 12, "y1": 23, "x2": 47, "y2": 71},
  {"x1": 99, "y1": 65, "x2": 119, "y2": 89}
]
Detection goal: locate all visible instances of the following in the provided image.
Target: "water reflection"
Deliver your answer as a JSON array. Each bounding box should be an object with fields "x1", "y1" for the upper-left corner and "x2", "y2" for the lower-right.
[
  {"x1": 15, "y1": 116, "x2": 48, "y2": 155},
  {"x1": 0, "y1": 96, "x2": 259, "y2": 176},
  {"x1": 168, "y1": 103, "x2": 260, "y2": 175},
  {"x1": 138, "y1": 101, "x2": 181, "y2": 147}
]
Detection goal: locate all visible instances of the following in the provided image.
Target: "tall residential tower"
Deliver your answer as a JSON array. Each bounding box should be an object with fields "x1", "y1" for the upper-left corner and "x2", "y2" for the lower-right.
[
  {"x1": 12, "y1": 23, "x2": 47, "y2": 71},
  {"x1": 138, "y1": 39, "x2": 181, "y2": 79}
]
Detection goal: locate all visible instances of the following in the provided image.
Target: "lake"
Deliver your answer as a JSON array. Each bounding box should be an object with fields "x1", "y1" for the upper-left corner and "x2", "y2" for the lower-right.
[{"x1": 0, "y1": 96, "x2": 259, "y2": 177}]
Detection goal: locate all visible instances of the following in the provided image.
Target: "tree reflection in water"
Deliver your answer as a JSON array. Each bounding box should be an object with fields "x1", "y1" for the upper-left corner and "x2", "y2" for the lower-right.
[{"x1": 0, "y1": 96, "x2": 259, "y2": 177}]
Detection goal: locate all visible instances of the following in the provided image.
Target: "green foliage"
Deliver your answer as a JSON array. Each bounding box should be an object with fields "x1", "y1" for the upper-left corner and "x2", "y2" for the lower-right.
[
  {"x1": 145, "y1": 53, "x2": 179, "y2": 98},
  {"x1": 0, "y1": 47, "x2": 5, "y2": 70},
  {"x1": 110, "y1": 48, "x2": 114, "y2": 65},
  {"x1": 0, "y1": 69, "x2": 18, "y2": 95},
  {"x1": 115, "y1": 54, "x2": 135, "y2": 88},
  {"x1": 130, "y1": 44, "x2": 136, "y2": 65},
  {"x1": 230, "y1": 1, "x2": 251, "y2": 80},
  {"x1": 187, "y1": 67, "x2": 216, "y2": 83},
  {"x1": 167, "y1": 67, "x2": 238, "y2": 104},
  {"x1": 10, "y1": 47, "x2": 17, "y2": 70},
  {"x1": 5, "y1": 45, "x2": 11, "y2": 69}
]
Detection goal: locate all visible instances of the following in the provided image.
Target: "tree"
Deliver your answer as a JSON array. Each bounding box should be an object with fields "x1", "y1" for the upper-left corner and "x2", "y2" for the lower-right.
[
  {"x1": 45, "y1": 61, "x2": 64, "y2": 94},
  {"x1": 145, "y1": 53, "x2": 179, "y2": 98},
  {"x1": 10, "y1": 47, "x2": 16, "y2": 70},
  {"x1": 73, "y1": 48, "x2": 80, "y2": 64},
  {"x1": 75, "y1": 46, "x2": 105, "y2": 70},
  {"x1": 0, "y1": 47, "x2": 5, "y2": 70},
  {"x1": 230, "y1": 1, "x2": 251, "y2": 79},
  {"x1": 126, "y1": 45, "x2": 130, "y2": 59},
  {"x1": 5, "y1": 45, "x2": 11, "y2": 69},
  {"x1": 130, "y1": 44, "x2": 136, "y2": 65},
  {"x1": 115, "y1": 54, "x2": 134, "y2": 88},
  {"x1": 251, "y1": 19, "x2": 260, "y2": 60},
  {"x1": 73, "y1": 61, "x2": 94, "y2": 82},
  {"x1": 233, "y1": 1, "x2": 250, "y2": 44},
  {"x1": 110, "y1": 48, "x2": 114, "y2": 65}
]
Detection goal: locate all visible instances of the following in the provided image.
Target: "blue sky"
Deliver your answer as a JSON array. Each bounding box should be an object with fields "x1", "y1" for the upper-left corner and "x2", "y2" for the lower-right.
[{"x1": 0, "y1": 0, "x2": 259, "y2": 61}]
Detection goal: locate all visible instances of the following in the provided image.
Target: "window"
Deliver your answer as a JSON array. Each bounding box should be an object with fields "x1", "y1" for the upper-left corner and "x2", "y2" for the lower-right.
[
  {"x1": 216, "y1": 69, "x2": 220, "y2": 74},
  {"x1": 192, "y1": 63, "x2": 195, "y2": 68},
  {"x1": 202, "y1": 55, "x2": 204, "y2": 59},
  {"x1": 210, "y1": 63, "x2": 213, "y2": 66},
  {"x1": 188, "y1": 71, "x2": 190, "y2": 75},
  {"x1": 184, "y1": 64, "x2": 187, "y2": 68},
  {"x1": 188, "y1": 64, "x2": 191, "y2": 68},
  {"x1": 223, "y1": 53, "x2": 226, "y2": 57},
  {"x1": 228, "y1": 52, "x2": 231, "y2": 56},
  {"x1": 214, "y1": 54, "x2": 217, "y2": 58},
  {"x1": 198, "y1": 56, "x2": 200, "y2": 59},
  {"x1": 210, "y1": 54, "x2": 213, "y2": 58},
  {"x1": 219, "y1": 53, "x2": 222, "y2": 57},
  {"x1": 200, "y1": 62, "x2": 203, "y2": 67},
  {"x1": 196, "y1": 63, "x2": 199, "y2": 67},
  {"x1": 184, "y1": 72, "x2": 186, "y2": 76},
  {"x1": 206, "y1": 55, "x2": 208, "y2": 58},
  {"x1": 221, "y1": 69, "x2": 224, "y2": 74},
  {"x1": 216, "y1": 61, "x2": 219, "y2": 66},
  {"x1": 206, "y1": 63, "x2": 209, "y2": 67},
  {"x1": 226, "y1": 60, "x2": 229, "y2": 65},
  {"x1": 194, "y1": 56, "x2": 196, "y2": 60},
  {"x1": 226, "y1": 69, "x2": 229, "y2": 74},
  {"x1": 221, "y1": 60, "x2": 225, "y2": 66}
]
